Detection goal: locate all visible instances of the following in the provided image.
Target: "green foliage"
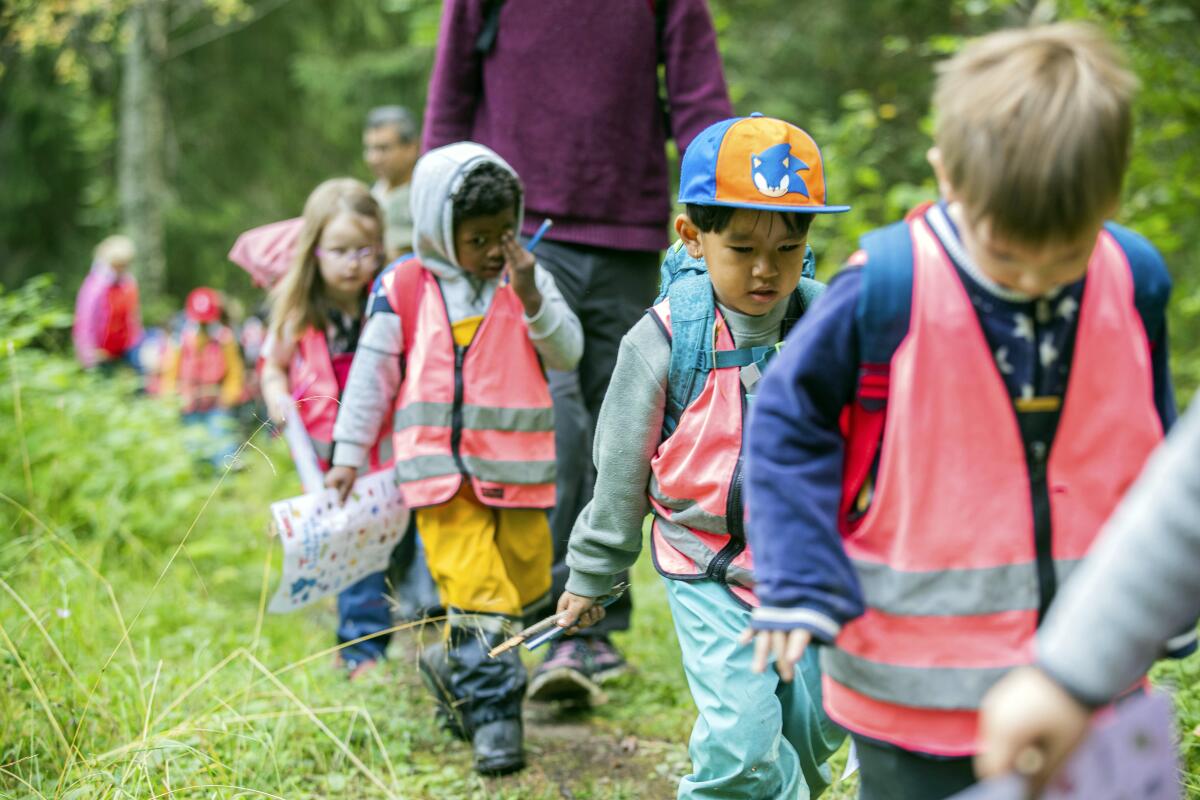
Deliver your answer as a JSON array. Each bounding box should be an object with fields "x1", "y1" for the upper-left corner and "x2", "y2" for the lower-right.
[{"x1": 0, "y1": 279, "x2": 699, "y2": 798}]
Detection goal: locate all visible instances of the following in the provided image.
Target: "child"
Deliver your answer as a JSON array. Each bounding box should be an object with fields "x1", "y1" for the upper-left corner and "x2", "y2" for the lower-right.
[
  {"x1": 260, "y1": 178, "x2": 396, "y2": 678},
  {"x1": 162, "y1": 287, "x2": 245, "y2": 467},
  {"x1": 73, "y1": 234, "x2": 143, "y2": 373},
  {"x1": 325, "y1": 142, "x2": 582, "y2": 774},
  {"x1": 556, "y1": 114, "x2": 848, "y2": 798},
  {"x1": 977, "y1": 398, "x2": 1200, "y2": 788},
  {"x1": 743, "y1": 24, "x2": 1176, "y2": 798}
]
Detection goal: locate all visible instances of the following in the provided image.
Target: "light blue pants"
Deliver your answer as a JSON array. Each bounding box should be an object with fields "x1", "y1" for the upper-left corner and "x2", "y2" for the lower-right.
[{"x1": 663, "y1": 577, "x2": 846, "y2": 799}]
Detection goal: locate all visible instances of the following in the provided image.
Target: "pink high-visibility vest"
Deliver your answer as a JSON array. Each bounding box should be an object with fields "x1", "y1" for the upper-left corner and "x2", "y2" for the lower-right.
[
  {"x1": 177, "y1": 325, "x2": 231, "y2": 413},
  {"x1": 289, "y1": 327, "x2": 392, "y2": 472},
  {"x1": 385, "y1": 260, "x2": 555, "y2": 509},
  {"x1": 648, "y1": 299, "x2": 757, "y2": 607},
  {"x1": 822, "y1": 217, "x2": 1163, "y2": 756}
]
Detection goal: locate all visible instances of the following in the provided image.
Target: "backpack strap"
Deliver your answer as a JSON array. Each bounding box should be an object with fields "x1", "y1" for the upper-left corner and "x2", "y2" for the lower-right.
[
  {"x1": 1103, "y1": 221, "x2": 1171, "y2": 347},
  {"x1": 662, "y1": 272, "x2": 716, "y2": 437},
  {"x1": 653, "y1": 0, "x2": 672, "y2": 139},
  {"x1": 475, "y1": 0, "x2": 506, "y2": 54},
  {"x1": 840, "y1": 218, "x2": 916, "y2": 530},
  {"x1": 380, "y1": 256, "x2": 427, "y2": 360}
]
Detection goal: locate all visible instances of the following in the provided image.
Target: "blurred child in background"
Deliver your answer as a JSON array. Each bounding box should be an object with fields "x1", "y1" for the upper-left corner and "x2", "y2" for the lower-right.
[
  {"x1": 162, "y1": 287, "x2": 245, "y2": 469},
  {"x1": 73, "y1": 234, "x2": 144, "y2": 374}
]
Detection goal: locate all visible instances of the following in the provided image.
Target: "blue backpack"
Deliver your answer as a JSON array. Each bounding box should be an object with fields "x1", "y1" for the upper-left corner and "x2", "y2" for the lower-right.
[
  {"x1": 842, "y1": 208, "x2": 1172, "y2": 520},
  {"x1": 653, "y1": 240, "x2": 826, "y2": 436}
]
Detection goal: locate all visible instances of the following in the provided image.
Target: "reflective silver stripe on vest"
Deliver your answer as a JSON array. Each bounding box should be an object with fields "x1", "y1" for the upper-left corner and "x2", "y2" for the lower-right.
[
  {"x1": 394, "y1": 401, "x2": 554, "y2": 433},
  {"x1": 465, "y1": 405, "x2": 553, "y2": 432},
  {"x1": 853, "y1": 558, "x2": 1084, "y2": 617},
  {"x1": 655, "y1": 515, "x2": 753, "y2": 588},
  {"x1": 393, "y1": 453, "x2": 555, "y2": 485},
  {"x1": 822, "y1": 648, "x2": 1008, "y2": 710},
  {"x1": 394, "y1": 454, "x2": 461, "y2": 483},
  {"x1": 462, "y1": 456, "x2": 555, "y2": 485},
  {"x1": 649, "y1": 476, "x2": 728, "y2": 534},
  {"x1": 310, "y1": 437, "x2": 334, "y2": 463},
  {"x1": 394, "y1": 402, "x2": 452, "y2": 430}
]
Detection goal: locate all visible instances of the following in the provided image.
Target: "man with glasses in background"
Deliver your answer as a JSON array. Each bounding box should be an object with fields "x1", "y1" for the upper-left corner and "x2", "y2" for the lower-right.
[{"x1": 364, "y1": 106, "x2": 420, "y2": 261}]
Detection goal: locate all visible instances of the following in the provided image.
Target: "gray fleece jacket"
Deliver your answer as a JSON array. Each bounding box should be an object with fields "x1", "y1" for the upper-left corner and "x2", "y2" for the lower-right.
[
  {"x1": 1037, "y1": 397, "x2": 1200, "y2": 704},
  {"x1": 565, "y1": 298, "x2": 791, "y2": 598},
  {"x1": 331, "y1": 142, "x2": 583, "y2": 468}
]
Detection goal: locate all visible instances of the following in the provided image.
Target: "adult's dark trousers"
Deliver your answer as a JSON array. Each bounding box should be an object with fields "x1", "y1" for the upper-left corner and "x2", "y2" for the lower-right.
[
  {"x1": 852, "y1": 734, "x2": 977, "y2": 800},
  {"x1": 527, "y1": 238, "x2": 660, "y2": 635}
]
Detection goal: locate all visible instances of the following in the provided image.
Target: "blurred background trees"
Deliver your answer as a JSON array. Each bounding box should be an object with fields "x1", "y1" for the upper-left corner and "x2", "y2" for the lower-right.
[{"x1": 2, "y1": 0, "x2": 1197, "y2": 383}]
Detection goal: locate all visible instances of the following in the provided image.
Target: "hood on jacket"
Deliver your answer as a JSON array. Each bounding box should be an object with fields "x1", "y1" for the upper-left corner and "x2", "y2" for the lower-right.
[{"x1": 410, "y1": 142, "x2": 524, "y2": 282}]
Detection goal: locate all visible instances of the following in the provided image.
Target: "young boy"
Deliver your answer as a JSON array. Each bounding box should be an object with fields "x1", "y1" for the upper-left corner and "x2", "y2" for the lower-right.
[
  {"x1": 325, "y1": 142, "x2": 583, "y2": 774},
  {"x1": 557, "y1": 114, "x2": 849, "y2": 798},
  {"x1": 744, "y1": 24, "x2": 1176, "y2": 798}
]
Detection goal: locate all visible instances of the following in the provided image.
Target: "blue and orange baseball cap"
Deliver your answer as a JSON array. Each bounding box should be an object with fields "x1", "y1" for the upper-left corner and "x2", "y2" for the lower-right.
[{"x1": 678, "y1": 113, "x2": 850, "y2": 214}]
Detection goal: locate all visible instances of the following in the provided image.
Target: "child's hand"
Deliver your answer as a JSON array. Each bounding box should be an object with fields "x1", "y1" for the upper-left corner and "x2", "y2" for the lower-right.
[
  {"x1": 501, "y1": 233, "x2": 542, "y2": 317},
  {"x1": 264, "y1": 385, "x2": 292, "y2": 425},
  {"x1": 740, "y1": 627, "x2": 812, "y2": 683},
  {"x1": 556, "y1": 591, "x2": 606, "y2": 634},
  {"x1": 975, "y1": 666, "x2": 1091, "y2": 788},
  {"x1": 324, "y1": 466, "x2": 357, "y2": 505}
]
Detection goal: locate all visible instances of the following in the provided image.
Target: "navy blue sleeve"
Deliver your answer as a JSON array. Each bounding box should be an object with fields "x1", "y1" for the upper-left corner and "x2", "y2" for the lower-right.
[{"x1": 745, "y1": 268, "x2": 867, "y2": 641}]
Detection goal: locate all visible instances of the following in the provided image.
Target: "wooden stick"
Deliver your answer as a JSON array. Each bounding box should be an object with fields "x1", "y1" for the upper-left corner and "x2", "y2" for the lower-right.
[
  {"x1": 487, "y1": 583, "x2": 629, "y2": 658},
  {"x1": 488, "y1": 615, "x2": 561, "y2": 658}
]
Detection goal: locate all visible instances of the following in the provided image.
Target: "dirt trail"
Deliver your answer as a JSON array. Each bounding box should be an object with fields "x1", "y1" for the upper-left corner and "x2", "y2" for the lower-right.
[{"x1": 509, "y1": 703, "x2": 686, "y2": 799}]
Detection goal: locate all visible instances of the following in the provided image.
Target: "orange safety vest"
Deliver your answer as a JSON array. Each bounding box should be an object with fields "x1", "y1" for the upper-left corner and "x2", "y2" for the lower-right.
[
  {"x1": 177, "y1": 325, "x2": 231, "y2": 412},
  {"x1": 822, "y1": 217, "x2": 1164, "y2": 756},
  {"x1": 385, "y1": 259, "x2": 556, "y2": 509},
  {"x1": 648, "y1": 299, "x2": 757, "y2": 607},
  {"x1": 289, "y1": 327, "x2": 392, "y2": 472}
]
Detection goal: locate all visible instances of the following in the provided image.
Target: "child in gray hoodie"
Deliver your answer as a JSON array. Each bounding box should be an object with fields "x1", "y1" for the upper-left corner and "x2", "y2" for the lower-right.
[{"x1": 326, "y1": 142, "x2": 582, "y2": 774}]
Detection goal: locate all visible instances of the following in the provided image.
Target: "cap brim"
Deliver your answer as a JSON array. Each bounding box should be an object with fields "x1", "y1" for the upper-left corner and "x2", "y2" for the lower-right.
[{"x1": 681, "y1": 198, "x2": 851, "y2": 214}]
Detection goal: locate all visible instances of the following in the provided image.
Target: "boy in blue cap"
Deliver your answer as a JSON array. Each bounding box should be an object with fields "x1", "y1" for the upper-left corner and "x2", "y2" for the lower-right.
[{"x1": 555, "y1": 114, "x2": 848, "y2": 798}]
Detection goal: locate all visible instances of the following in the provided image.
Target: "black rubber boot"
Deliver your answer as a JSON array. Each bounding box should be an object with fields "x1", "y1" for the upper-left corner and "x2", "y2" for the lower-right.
[
  {"x1": 417, "y1": 640, "x2": 470, "y2": 740},
  {"x1": 472, "y1": 718, "x2": 525, "y2": 775}
]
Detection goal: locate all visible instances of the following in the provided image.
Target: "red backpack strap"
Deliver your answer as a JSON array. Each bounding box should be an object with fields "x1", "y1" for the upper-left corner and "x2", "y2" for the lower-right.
[
  {"x1": 380, "y1": 256, "x2": 427, "y2": 357},
  {"x1": 838, "y1": 214, "x2": 919, "y2": 533}
]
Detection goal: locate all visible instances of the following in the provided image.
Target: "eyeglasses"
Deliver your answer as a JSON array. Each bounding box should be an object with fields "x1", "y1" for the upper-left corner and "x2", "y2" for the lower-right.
[{"x1": 315, "y1": 246, "x2": 379, "y2": 264}]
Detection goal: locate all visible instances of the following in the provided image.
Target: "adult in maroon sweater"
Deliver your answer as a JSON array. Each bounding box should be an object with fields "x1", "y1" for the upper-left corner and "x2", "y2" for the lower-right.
[{"x1": 423, "y1": 0, "x2": 732, "y2": 695}]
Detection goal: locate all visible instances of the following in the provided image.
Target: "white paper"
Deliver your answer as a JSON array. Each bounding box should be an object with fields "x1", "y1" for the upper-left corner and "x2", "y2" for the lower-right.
[
  {"x1": 952, "y1": 691, "x2": 1180, "y2": 800},
  {"x1": 268, "y1": 469, "x2": 410, "y2": 613},
  {"x1": 282, "y1": 407, "x2": 325, "y2": 494}
]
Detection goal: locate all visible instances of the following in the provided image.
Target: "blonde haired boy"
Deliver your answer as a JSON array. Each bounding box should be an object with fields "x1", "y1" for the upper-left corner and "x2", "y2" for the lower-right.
[{"x1": 743, "y1": 23, "x2": 1179, "y2": 798}]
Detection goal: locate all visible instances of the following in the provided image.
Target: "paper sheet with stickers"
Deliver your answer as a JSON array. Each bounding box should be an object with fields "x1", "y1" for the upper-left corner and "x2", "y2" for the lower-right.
[
  {"x1": 268, "y1": 469, "x2": 410, "y2": 613},
  {"x1": 953, "y1": 691, "x2": 1180, "y2": 800}
]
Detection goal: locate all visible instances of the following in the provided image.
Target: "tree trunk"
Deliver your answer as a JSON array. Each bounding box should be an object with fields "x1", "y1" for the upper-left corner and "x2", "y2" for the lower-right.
[{"x1": 118, "y1": 0, "x2": 168, "y2": 301}]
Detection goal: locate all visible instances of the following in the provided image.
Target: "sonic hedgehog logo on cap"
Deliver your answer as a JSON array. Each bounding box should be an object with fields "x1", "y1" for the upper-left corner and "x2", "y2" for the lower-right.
[{"x1": 751, "y1": 143, "x2": 810, "y2": 199}]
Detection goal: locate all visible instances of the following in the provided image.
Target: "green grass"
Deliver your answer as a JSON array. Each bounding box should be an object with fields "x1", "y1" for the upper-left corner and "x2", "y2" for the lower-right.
[
  {"x1": 0, "y1": 319, "x2": 1194, "y2": 797},
  {"x1": 0, "y1": 345, "x2": 695, "y2": 798}
]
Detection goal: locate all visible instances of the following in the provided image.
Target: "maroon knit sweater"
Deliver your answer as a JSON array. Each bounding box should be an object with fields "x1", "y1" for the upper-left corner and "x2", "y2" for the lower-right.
[{"x1": 422, "y1": 0, "x2": 733, "y2": 252}]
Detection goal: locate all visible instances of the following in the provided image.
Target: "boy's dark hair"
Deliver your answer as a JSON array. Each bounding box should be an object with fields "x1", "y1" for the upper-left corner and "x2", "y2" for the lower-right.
[
  {"x1": 453, "y1": 162, "x2": 522, "y2": 226},
  {"x1": 364, "y1": 105, "x2": 417, "y2": 143},
  {"x1": 686, "y1": 203, "x2": 814, "y2": 238}
]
